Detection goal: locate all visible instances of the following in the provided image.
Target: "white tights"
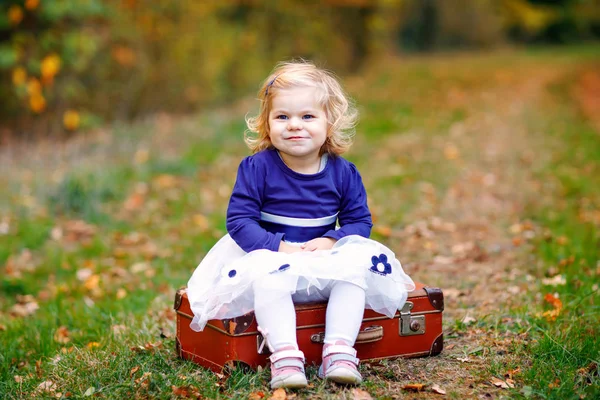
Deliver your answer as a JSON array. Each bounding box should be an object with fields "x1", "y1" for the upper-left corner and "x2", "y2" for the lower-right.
[{"x1": 254, "y1": 280, "x2": 366, "y2": 352}]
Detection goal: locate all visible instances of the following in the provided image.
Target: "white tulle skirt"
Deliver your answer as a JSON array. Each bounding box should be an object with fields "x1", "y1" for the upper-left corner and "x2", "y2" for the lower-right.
[{"x1": 187, "y1": 234, "x2": 415, "y2": 331}]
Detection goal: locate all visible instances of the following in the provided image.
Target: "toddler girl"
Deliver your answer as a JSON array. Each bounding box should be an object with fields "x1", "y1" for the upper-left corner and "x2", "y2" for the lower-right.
[{"x1": 187, "y1": 61, "x2": 415, "y2": 389}]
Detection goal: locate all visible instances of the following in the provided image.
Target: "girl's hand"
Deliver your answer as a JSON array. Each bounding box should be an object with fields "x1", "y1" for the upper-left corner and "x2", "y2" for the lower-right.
[
  {"x1": 278, "y1": 241, "x2": 303, "y2": 254},
  {"x1": 301, "y1": 237, "x2": 337, "y2": 252}
]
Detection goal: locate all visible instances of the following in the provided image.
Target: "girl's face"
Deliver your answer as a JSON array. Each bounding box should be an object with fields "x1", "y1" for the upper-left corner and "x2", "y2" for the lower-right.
[{"x1": 268, "y1": 86, "x2": 328, "y2": 167}]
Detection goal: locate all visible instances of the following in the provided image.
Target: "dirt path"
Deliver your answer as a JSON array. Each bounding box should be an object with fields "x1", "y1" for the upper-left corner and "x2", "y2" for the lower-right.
[{"x1": 358, "y1": 67, "x2": 564, "y2": 398}]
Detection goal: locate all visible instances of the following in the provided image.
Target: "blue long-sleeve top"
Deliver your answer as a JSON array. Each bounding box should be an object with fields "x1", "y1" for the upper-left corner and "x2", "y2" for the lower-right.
[{"x1": 226, "y1": 149, "x2": 372, "y2": 252}]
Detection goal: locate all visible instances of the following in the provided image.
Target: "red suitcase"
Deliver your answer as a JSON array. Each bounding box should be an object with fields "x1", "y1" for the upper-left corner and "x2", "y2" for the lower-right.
[{"x1": 174, "y1": 282, "x2": 443, "y2": 372}]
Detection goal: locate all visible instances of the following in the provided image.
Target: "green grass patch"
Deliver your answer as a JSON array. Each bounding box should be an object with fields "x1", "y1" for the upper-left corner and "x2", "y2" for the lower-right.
[{"x1": 515, "y1": 68, "x2": 600, "y2": 399}]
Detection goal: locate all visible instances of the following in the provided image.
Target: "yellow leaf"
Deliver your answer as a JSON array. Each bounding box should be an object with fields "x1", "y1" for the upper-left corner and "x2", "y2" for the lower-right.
[
  {"x1": 193, "y1": 214, "x2": 210, "y2": 231},
  {"x1": 153, "y1": 174, "x2": 178, "y2": 188},
  {"x1": 41, "y1": 54, "x2": 61, "y2": 79},
  {"x1": 12, "y1": 67, "x2": 27, "y2": 86},
  {"x1": 444, "y1": 144, "x2": 460, "y2": 160},
  {"x1": 403, "y1": 383, "x2": 425, "y2": 392},
  {"x1": 116, "y1": 288, "x2": 127, "y2": 299},
  {"x1": 86, "y1": 342, "x2": 101, "y2": 349},
  {"x1": 29, "y1": 94, "x2": 46, "y2": 114},
  {"x1": 134, "y1": 149, "x2": 149, "y2": 164},
  {"x1": 111, "y1": 45, "x2": 137, "y2": 67},
  {"x1": 373, "y1": 225, "x2": 392, "y2": 237},
  {"x1": 84, "y1": 274, "x2": 100, "y2": 291},
  {"x1": 8, "y1": 6, "x2": 24, "y2": 25},
  {"x1": 26, "y1": 78, "x2": 41, "y2": 95},
  {"x1": 270, "y1": 388, "x2": 287, "y2": 399},
  {"x1": 25, "y1": 0, "x2": 40, "y2": 11},
  {"x1": 63, "y1": 109, "x2": 80, "y2": 131}
]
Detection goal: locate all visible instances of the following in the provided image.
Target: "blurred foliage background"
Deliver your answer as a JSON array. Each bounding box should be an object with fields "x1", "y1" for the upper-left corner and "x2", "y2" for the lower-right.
[{"x1": 0, "y1": 0, "x2": 599, "y2": 138}]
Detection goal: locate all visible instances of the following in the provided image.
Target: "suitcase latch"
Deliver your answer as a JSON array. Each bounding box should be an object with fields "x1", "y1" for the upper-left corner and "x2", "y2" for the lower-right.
[{"x1": 399, "y1": 301, "x2": 425, "y2": 336}]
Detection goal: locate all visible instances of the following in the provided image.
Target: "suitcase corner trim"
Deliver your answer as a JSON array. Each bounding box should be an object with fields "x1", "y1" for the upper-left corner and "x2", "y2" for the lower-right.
[
  {"x1": 423, "y1": 287, "x2": 444, "y2": 311},
  {"x1": 174, "y1": 287, "x2": 186, "y2": 310},
  {"x1": 429, "y1": 333, "x2": 444, "y2": 356}
]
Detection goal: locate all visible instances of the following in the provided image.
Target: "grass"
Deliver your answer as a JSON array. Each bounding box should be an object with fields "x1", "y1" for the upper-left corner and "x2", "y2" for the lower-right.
[
  {"x1": 514, "y1": 68, "x2": 600, "y2": 399},
  {"x1": 1, "y1": 45, "x2": 600, "y2": 398}
]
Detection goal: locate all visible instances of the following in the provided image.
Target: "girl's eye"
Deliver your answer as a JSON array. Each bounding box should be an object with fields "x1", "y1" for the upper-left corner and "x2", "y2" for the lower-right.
[
  {"x1": 303, "y1": 114, "x2": 315, "y2": 120},
  {"x1": 276, "y1": 115, "x2": 288, "y2": 120}
]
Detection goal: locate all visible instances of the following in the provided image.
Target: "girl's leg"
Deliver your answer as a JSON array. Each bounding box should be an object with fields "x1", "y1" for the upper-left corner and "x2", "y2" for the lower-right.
[
  {"x1": 254, "y1": 292, "x2": 298, "y2": 351},
  {"x1": 324, "y1": 280, "x2": 366, "y2": 345},
  {"x1": 254, "y1": 288, "x2": 307, "y2": 389},
  {"x1": 320, "y1": 280, "x2": 365, "y2": 385}
]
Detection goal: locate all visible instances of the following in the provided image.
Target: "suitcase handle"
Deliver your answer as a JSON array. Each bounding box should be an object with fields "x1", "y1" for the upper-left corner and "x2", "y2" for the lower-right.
[{"x1": 310, "y1": 325, "x2": 384, "y2": 344}]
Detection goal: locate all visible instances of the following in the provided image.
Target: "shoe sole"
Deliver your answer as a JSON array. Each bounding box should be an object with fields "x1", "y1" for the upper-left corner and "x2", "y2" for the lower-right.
[
  {"x1": 271, "y1": 374, "x2": 308, "y2": 389},
  {"x1": 318, "y1": 365, "x2": 363, "y2": 385}
]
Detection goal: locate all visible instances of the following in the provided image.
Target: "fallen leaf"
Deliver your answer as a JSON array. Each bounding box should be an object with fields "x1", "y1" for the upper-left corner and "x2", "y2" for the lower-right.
[
  {"x1": 76, "y1": 268, "x2": 93, "y2": 281},
  {"x1": 270, "y1": 387, "x2": 287, "y2": 399},
  {"x1": 116, "y1": 288, "x2": 127, "y2": 300},
  {"x1": 556, "y1": 236, "x2": 568, "y2": 245},
  {"x1": 144, "y1": 341, "x2": 163, "y2": 350},
  {"x1": 0, "y1": 218, "x2": 9, "y2": 235},
  {"x1": 431, "y1": 384, "x2": 446, "y2": 395},
  {"x1": 462, "y1": 314, "x2": 477, "y2": 324},
  {"x1": 351, "y1": 388, "x2": 373, "y2": 399},
  {"x1": 63, "y1": 220, "x2": 97, "y2": 242},
  {"x1": 131, "y1": 262, "x2": 150, "y2": 273},
  {"x1": 14, "y1": 375, "x2": 24, "y2": 383},
  {"x1": 35, "y1": 359, "x2": 43, "y2": 378},
  {"x1": 171, "y1": 385, "x2": 199, "y2": 397},
  {"x1": 0, "y1": 324, "x2": 6, "y2": 331},
  {"x1": 444, "y1": 144, "x2": 460, "y2": 160},
  {"x1": 83, "y1": 387, "x2": 95, "y2": 396},
  {"x1": 53, "y1": 326, "x2": 71, "y2": 344},
  {"x1": 159, "y1": 326, "x2": 173, "y2": 339},
  {"x1": 124, "y1": 192, "x2": 145, "y2": 211},
  {"x1": 546, "y1": 292, "x2": 562, "y2": 306},
  {"x1": 134, "y1": 149, "x2": 149, "y2": 164},
  {"x1": 403, "y1": 383, "x2": 425, "y2": 392},
  {"x1": 193, "y1": 214, "x2": 210, "y2": 231},
  {"x1": 491, "y1": 376, "x2": 514, "y2": 389},
  {"x1": 248, "y1": 391, "x2": 266, "y2": 400},
  {"x1": 228, "y1": 321, "x2": 238, "y2": 335},
  {"x1": 433, "y1": 255, "x2": 454, "y2": 265},
  {"x1": 86, "y1": 342, "x2": 100, "y2": 350},
  {"x1": 548, "y1": 378, "x2": 560, "y2": 389},
  {"x1": 457, "y1": 356, "x2": 471, "y2": 363},
  {"x1": 10, "y1": 295, "x2": 39, "y2": 317},
  {"x1": 37, "y1": 380, "x2": 57, "y2": 393},
  {"x1": 505, "y1": 367, "x2": 521, "y2": 379},
  {"x1": 373, "y1": 225, "x2": 392, "y2": 237},
  {"x1": 541, "y1": 275, "x2": 566, "y2": 286},
  {"x1": 84, "y1": 274, "x2": 100, "y2": 291},
  {"x1": 135, "y1": 372, "x2": 152, "y2": 387},
  {"x1": 130, "y1": 366, "x2": 140, "y2": 377},
  {"x1": 153, "y1": 174, "x2": 178, "y2": 189}
]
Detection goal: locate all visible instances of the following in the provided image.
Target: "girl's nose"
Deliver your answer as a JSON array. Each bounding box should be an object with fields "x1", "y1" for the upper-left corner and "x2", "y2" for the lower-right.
[{"x1": 287, "y1": 117, "x2": 301, "y2": 130}]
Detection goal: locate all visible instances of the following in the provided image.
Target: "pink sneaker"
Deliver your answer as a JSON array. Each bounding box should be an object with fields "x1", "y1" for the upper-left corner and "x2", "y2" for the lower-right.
[
  {"x1": 268, "y1": 346, "x2": 308, "y2": 389},
  {"x1": 318, "y1": 341, "x2": 362, "y2": 385}
]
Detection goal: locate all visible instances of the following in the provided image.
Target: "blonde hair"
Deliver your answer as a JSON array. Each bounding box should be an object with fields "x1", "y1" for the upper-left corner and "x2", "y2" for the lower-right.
[{"x1": 245, "y1": 60, "x2": 358, "y2": 156}]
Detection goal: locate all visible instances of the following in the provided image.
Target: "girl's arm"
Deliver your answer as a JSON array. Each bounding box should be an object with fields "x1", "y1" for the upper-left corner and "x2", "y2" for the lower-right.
[
  {"x1": 322, "y1": 163, "x2": 373, "y2": 241},
  {"x1": 226, "y1": 157, "x2": 285, "y2": 253}
]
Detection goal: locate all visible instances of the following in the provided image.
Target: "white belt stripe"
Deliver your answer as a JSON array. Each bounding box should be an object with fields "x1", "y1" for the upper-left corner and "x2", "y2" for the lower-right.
[{"x1": 260, "y1": 211, "x2": 338, "y2": 227}]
